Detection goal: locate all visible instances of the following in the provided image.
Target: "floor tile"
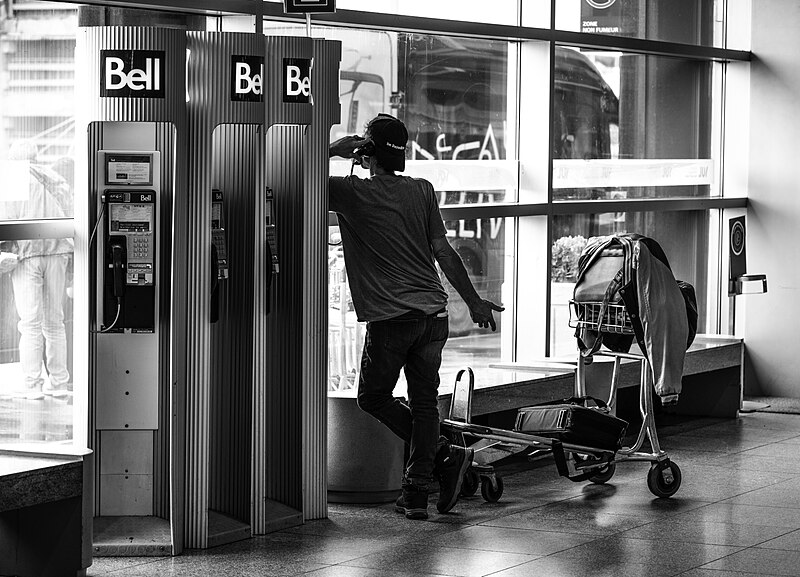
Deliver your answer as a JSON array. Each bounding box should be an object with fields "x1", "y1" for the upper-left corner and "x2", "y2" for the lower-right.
[
  {"x1": 87, "y1": 558, "x2": 163, "y2": 576},
  {"x1": 282, "y1": 510, "x2": 465, "y2": 542},
  {"x1": 661, "y1": 432, "x2": 772, "y2": 454},
  {"x1": 544, "y1": 535, "x2": 741, "y2": 573},
  {"x1": 722, "y1": 477, "x2": 800, "y2": 508},
  {"x1": 678, "y1": 502, "x2": 800, "y2": 529},
  {"x1": 703, "y1": 452, "x2": 800, "y2": 475},
  {"x1": 679, "y1": 570, "x2": 773, "y2": 577},
  {"x1": 478, "y1": 505, "x2": 648, "y2": 536},
  {"x1": 489, "y1": 557, "x2": 678, "y2": 577},
  {"x1": 252, "y1": 532, "x2": 407, "y2": 565},
  {"x1": 667, "y1": 463, "x2": 793, "y2": 501},
  {"x1": 421, "y1": 525, "x2": 597, "y2": 556},
  {"x1": 90, "y1": 556, "x2": 329, "y2": 577},
  {"x1": 700, "y1": 546, "x2": 800, "y2": 575},
  {"x1": 341, "y1": 541, "x2": 537, "y2": 577},
  {"x1": 619, "y1": 517, "x2": 792, "y2": 546},
  {"x1": 737, "y1": 441, "x2": 800, "y2": 457},
  {"x1": 303, "y1": 567, "x2": 447, "y2": 577},
  {"x1": 756, "y1": 528, "x2": 800, "y2": 551}
]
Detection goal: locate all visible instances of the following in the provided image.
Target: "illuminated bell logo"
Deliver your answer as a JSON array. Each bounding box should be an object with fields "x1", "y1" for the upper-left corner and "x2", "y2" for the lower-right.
[
  {"x1": 101, "y1": 50, "x2": 165, "y2": 98},
  {"x1": 283, "y1": 58, "x2": 312, "y2": 104},
  {"x1": 235, "y1": 62, "x2": 263, "y2": 95},
  {"x1": 231, "y1": 55, "x2": 265, "y2": 102},
  {"x1": 286, "y1": 66, "x2": 310, "y2": 97}
]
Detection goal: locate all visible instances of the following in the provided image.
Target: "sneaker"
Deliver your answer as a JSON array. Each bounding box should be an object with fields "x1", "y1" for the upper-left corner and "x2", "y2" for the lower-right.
[
  {"x1": 394, "y1": 484, "x2": 429, "y2": 520},
  {"x1": 19, "y1": 386, "x2": 44, "y2": 400},
  {"x1": 43, "y1": 384, "x2": 70, "y2": 398},
  {"x1": 435, "y1": 444, "x2": 474, "y2": 514}
]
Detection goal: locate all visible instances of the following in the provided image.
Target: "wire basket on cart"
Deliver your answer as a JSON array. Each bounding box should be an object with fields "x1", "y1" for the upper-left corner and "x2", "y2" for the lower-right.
[
  {"x1": 570, "y1": 301, "x2": 633, "y2": 335},
  {"x1": 441, "y1": 299, "x2": 683, "y2": 503}
]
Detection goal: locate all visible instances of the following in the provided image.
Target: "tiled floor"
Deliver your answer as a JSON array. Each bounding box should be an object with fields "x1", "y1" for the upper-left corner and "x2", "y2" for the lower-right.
[{"x1": 89, "y1": 410, "x2": 800, "y2": 577}]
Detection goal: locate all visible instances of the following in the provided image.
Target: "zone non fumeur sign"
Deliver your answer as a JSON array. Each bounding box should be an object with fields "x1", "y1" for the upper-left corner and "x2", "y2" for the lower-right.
[{"x1": 101, "y1": 50, "x2": 165, "y2": 98}]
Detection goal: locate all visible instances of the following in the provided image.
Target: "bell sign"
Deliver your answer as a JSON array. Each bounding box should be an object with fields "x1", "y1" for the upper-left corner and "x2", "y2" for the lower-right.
[
  {"x1": 231, "y1": 55, "x2": 264, "y2": 102},
  {"x1": 101, "y1": 50, "x2": 165, "y2": 98},
  {"x1": 283, "y1": 58, "x2": 312, "y2": 104}
]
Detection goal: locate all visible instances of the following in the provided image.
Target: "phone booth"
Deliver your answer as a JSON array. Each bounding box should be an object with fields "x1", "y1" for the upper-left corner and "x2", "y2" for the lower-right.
[
  {"x1": 74, "y1": 26, "x2": 187, "y2": 554},
  {"x1": 183, "y1": 33, "x2": 341, "y2": 549},
  {"x1": 77, "y1": 23, "x2": 341, "y2": 554}
]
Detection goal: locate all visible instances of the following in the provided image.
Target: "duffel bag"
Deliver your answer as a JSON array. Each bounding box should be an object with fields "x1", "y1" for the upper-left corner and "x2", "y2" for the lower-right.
[{"x1": 514, "y1": 396, "x2": 628, "y2": 452}]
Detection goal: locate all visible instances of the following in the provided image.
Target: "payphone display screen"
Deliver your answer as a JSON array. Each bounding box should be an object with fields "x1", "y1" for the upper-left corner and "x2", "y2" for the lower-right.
[{"x1": 106, "y1": 154, "x2": 153, "y2": 186}]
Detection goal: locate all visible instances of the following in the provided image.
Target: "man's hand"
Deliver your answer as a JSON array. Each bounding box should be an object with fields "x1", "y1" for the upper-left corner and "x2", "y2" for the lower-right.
[
  {"x1": 329, "y1": 135, "x2": 368, "y2": 159},
  {"x1": 468, "y1": 299, "x2": 505, "y2": 331}
]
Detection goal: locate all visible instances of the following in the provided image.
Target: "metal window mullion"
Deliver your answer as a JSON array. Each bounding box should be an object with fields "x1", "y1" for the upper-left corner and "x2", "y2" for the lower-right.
[
  {"x1": 261, "y1": 4, "x2": 750, "y2": 63},
  {"x1": 438, "y1": 197, "x2": 747, "y2": 221}
]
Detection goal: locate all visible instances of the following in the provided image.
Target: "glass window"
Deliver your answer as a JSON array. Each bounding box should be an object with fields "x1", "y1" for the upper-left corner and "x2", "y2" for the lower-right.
[
  {"x1": 553, "y1": 48, "x2": 714, "y2": 200},
  {"x1": 0, "y1": 2, "x2": 77, "y2": 446},
  {"x1": 0, "y1": 236, "x2": 74, "y2": 442},
  {"x1": 549, "y1": 210, "x2": 710, "y2": 357},
  {"x1": 555, "y1": 0, "x2": 720, "y2": 47},
  {"x1": 329, "y1": 30, "x2": 518, "y2": 204},
  {"x1": 327, "y1": 29, "x2": 516, "y2": 392}
]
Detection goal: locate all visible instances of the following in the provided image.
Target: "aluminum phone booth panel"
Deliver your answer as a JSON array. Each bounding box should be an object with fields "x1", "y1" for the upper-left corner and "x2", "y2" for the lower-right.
[{"x1": 75, "y1": 25, "x2": 186, "y2": 556}]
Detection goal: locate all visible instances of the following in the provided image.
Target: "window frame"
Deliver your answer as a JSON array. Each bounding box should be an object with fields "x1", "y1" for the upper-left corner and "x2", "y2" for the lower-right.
[{"x1": 1, "y1": 0, "x2": 751, "y2": 355}]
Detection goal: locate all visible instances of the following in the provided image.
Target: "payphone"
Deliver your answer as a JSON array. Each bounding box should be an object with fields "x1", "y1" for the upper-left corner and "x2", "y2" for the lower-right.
[
  {"x1": 211, "y1": 189, "x2": 229, "y2": 280},
  {"x1": 96, "y1": 151, "x2": 159, "y2": 332}
]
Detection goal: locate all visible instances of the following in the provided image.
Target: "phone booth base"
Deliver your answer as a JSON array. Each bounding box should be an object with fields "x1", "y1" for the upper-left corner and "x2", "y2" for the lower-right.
[{"x1": 93, "y1": 516, "x2": 171, "y2": 556}]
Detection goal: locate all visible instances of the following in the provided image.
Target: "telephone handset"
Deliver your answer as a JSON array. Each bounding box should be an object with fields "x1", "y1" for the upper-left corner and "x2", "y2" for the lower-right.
[
  {"x1": 354, "y1": 139, "x2": 375, "y2": 158},
  {"x1": 109, "y1": 236, "x2": 127, "y2": 299},
  {"x1": 264, "y1": 187, "x2": 278, "y2": 315}
]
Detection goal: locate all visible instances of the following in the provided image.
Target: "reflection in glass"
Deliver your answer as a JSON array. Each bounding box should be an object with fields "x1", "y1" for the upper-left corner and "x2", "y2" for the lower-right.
[
  {"x1": 0, "y1": 239, "x2": 74, "y2": 444},
  {"x1": 553, "y1": 48, "x2": 713, "y2": 200},
  {"x1": 555, "y1": 0, "x2": 719, "y2": 48},
  {"x1": 0, "y1": 4, "x2": 77, "y2": 445}
]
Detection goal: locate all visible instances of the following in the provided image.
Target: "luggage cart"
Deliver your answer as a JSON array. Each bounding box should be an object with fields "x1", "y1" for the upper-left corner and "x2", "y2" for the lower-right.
[{"x1": 442, "y1": 300, "x2": 682, "y2": 502}]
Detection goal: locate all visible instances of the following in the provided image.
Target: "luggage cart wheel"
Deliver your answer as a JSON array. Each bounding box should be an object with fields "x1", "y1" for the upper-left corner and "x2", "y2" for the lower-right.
[
  {"x1": 480, "y1": 476, "x2": 504, "y2": 503},
  {"x1": 647, "y1": 460, "x2": 682, "y2": 498},
  {"x1": 589, "y1": 462, "x2": 616, "y2": 484},
  {"x1": 460, "y1": 469, "x2": 480, "y2": 498}
]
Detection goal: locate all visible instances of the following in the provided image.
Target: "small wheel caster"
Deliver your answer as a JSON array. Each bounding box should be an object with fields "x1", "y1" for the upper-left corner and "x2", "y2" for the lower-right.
[
  {"x1": 480, "y1": 476, "x2": 504, "y2": 503},
  {"x1": 647, "y1": 460, "x2": 682, "y2": 498}
]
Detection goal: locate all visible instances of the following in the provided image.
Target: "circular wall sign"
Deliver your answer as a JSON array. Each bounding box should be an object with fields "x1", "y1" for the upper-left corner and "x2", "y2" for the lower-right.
[
  {"x1": 586, "y1": 0, "x2": 617, "y2": 9},
  {"x1": 731, "y1": 220, "x2": 745, "y2": 256}
]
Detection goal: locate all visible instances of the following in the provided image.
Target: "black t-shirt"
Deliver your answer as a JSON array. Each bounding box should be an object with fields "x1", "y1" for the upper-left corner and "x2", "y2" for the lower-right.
[{"x1": 329, "y1": 174, "x2": 448, "y2": 322}]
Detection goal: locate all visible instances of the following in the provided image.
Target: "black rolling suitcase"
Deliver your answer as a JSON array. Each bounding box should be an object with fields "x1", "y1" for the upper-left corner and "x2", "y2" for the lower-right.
[{"x1": 514, "y1": 397, "x2": 628, "y2": 452}]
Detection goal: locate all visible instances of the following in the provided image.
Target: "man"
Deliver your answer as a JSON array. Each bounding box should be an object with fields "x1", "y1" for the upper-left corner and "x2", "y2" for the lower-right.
[
  {"x1": 329, "y1": 114, "x2": 504, "y2": 520},
  {"x1": 3, "y1": 142, "x2": 73, "y2": 399}
]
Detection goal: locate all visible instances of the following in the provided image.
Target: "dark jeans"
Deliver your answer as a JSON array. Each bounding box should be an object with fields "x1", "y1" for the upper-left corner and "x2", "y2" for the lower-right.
[{"x1": 357, "y1": 311, "x2": 449, "y2": 487}]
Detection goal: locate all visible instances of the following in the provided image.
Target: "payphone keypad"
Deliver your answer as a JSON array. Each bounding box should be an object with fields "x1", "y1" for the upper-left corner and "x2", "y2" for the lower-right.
[{"x1": 106, "y1": 193, "x2": 156, "y2": 286}]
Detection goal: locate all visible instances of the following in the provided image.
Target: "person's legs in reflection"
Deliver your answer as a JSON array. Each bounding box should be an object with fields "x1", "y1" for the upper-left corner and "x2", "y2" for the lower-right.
[
  {"x1": 11, "y1": 256, "x2": 46, "y2": 399},
  {"x1": 41, "y1": 254, "x2": 70, "y2": 396}
]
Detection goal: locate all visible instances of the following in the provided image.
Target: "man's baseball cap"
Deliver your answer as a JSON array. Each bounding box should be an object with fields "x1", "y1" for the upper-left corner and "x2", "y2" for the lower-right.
[{"x1": 367, "y1": 114, "x2": 408, "y2": 172}]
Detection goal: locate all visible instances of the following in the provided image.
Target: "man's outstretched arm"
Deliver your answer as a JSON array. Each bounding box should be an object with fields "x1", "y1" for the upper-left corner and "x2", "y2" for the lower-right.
[{"x1": 431, "y1": 236, "x2": 504, "y2": 330}]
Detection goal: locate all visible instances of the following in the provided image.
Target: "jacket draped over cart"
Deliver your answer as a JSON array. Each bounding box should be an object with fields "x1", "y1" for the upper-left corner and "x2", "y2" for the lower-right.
[{"x1": 574, "y1": 234, "x2": 690, "y2": 401}]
